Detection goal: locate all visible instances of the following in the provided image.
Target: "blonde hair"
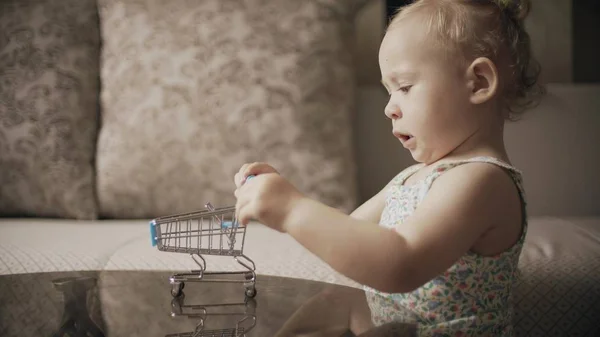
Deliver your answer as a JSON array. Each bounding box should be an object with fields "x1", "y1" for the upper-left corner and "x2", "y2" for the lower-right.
[{"x1": 389, "y1": 0, "x2": 545, "y2": 120}]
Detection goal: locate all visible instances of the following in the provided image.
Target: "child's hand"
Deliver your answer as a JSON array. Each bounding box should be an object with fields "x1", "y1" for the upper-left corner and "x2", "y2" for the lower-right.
[
  {"x1": 234, "y1": 162, "x2": 279, "y2": 188},
  {"x1": 234, "y1": 162, "x2": 304, "y2": 232}
]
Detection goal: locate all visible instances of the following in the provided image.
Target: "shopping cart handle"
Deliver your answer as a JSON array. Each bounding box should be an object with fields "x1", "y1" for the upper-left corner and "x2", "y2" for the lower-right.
[
  {"x1": 150, "y1": 220, "x2": 158, "y2": 246},
  {"x1": 244, "y1": 174, "x2": 256, "y2": 183}
]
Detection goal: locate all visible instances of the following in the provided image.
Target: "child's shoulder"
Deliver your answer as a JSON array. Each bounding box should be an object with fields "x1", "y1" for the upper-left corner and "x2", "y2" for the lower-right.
[
  {"x1": 424, "y1": 157, "x2": 526, "y2": 255},
  {"x1": 376, "y1": 157, "x2": 526, "y2": 288},
  {"x1": 433, "y1": 156, "x2": 523, "y2": 176},
  {"x1": 430, "y1": 157, "x2": 523, "y2": 193},
  {"x1": 390, "y1": 156, "x2": 523, "y2": 189}
]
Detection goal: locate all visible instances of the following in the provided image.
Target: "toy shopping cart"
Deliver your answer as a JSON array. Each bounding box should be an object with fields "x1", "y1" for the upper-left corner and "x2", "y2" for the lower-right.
[
  {"x1": 167, "y1": 296, "x2": 256, "y2": 337},
  {"x1": 150, "y1": 201, "x2": 257, "y2": 299}
]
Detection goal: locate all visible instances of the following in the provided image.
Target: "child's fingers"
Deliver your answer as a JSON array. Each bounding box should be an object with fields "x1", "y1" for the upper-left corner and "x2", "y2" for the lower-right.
[
  {"x1": 235, "y1": 185, "x2": 253, "y2": 225},
  {"x1": 235, "y1": 164, "x2": 250, "y2": 187},
  {"x1": 235, "y1": 172, "x2": 256, "y2": 189},
  {"x1": 234, "y1": 172, "x2": 244, "y2": 188},
  {"x1": 235, "y1": 198, "x2": 243, "y2": 223},
  {"x1": 235, "y1": 199, "x2": 252, "y2": 226},
  {"x1": 242, "y1": 162, "x2": 278, "y2": 181},
  {"x1": 234, "y1": 163, "x2": 255, "y2": 188},
  {"x1": 235, "y1": 162, "x2": 278, "y2": 187},
  {"x1": 239, "y1": 210, "x2": 251, "y2": 226}
]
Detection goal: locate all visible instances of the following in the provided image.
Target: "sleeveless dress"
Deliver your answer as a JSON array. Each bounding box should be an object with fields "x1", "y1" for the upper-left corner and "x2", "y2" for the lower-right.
[{"x1": 364, "y1": 156, "x2": 527, "y2": 337}]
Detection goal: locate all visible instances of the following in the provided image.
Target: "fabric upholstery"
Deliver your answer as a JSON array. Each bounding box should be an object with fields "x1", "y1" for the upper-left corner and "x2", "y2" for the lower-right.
[
  {"x1": 514, "y1": 255, "x2": 600, "y2": 336},
  {"x1": 0, "y1": 0, "x2": 101, "y2": 219},
  {"x1": 96, "y1": 0, "x2": 366, "y2": 218},
  {"x1": 513, "y1": 217, "x2": 600, "y2": 336}
]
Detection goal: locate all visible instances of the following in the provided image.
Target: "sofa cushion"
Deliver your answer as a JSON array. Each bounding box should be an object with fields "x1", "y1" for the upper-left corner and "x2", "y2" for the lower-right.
[
  {"x1": 0, "y1": 0, "x2": 101, "y2": 219},
  {"x1": 513, "y1": 217, "x2": 600, "y2": 336},
  {"x1": 96, "y1": 0, "x2": 367, "y2": 218}
]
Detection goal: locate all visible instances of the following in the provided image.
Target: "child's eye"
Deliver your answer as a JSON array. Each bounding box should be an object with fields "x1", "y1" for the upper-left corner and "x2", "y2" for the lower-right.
[{"x1": 399, "y1": 85, "x2": 412, "y2": 93}]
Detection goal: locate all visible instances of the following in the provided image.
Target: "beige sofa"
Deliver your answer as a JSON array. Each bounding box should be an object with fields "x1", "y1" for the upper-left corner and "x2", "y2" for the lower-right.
[{"x1": 1, "y1": 0, "x2": 599, "y2": 336}]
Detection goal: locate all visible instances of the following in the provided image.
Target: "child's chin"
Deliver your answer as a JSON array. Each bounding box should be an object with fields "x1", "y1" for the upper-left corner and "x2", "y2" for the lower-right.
[
  {"x1": 409, "y1": 150, "x2": 433, "y2": 165},
  {"x1": 409, "y1": 150, "x2": 422, "y2": 162}
]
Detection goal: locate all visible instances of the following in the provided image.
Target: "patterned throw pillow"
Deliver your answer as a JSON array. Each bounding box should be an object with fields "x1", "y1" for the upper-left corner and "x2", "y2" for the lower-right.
[
  {"x1": 0, "y1": 0, "x2": 100, "y2": 219},
  {"x1": 96, "y1": 0, "x2": 367, "y2": 218},
  {"x1": 514, "y1": 255, "x2": 600, "y2": 336}
]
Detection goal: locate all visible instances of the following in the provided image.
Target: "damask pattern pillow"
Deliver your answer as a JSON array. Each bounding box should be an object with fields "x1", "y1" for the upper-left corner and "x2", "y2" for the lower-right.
[
  {"x1": 0, "y1": 0, "x2": 100, "y2": 219},
  {"x1": 514, "y1": 255, "x2": 600, "y2": 336},
  {"x1": 96, "y1": 0, "x2": 367, "y2": 218}
]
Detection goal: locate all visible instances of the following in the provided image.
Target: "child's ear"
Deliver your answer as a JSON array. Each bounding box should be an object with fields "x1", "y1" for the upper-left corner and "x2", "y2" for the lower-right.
[{"x1": 466, "y1": 57, "x2": 499, "y2": 105}]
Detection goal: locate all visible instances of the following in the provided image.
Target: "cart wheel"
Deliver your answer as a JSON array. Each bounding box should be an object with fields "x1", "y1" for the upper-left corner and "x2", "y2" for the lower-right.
[
  {"x1": 245, "y1": 287, "x2": 257, "y2": 298},
  {"x1": 171, "y1": 282, "x2": 184, "y2": 297}
]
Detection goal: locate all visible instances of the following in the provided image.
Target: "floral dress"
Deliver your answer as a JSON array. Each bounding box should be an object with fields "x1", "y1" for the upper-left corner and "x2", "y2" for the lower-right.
[{"x1": 364, "y1": 156, "x2": 527, "y2": 337}]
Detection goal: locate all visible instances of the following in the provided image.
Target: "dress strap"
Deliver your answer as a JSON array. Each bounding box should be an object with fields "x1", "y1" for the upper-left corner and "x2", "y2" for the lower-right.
[
  {"x1": 433, "y1": 156, "x2": 521, "y2": 173},
  {"x1": 424, "y1": 156, "x2": 523, "y2": 187},
  {"x1": 391, "y1": 163, "x2": 425, "y2": 186}
]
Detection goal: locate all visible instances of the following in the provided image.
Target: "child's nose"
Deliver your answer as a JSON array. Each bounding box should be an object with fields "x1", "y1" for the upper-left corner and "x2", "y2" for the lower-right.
[{"x1": 384, "y1": 101, "x2": 402, "y2": 119}]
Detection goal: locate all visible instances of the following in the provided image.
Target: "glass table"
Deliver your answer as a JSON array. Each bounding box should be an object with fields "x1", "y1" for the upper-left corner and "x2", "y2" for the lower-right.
[{"x1": 0, "y1": 270, "x2": 417, "y2": 337}]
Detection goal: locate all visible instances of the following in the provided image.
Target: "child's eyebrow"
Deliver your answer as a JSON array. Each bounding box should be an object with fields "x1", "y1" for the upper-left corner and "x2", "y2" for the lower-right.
[{"x1": 384, "y1": 70, "x2": 417, "y2": 83}]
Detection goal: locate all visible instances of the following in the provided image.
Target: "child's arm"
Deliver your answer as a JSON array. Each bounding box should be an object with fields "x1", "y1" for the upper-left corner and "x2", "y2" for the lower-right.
[
  {"x1": 348, "y1": 180, "x2": 393, "y2": 223},
  {"x1": 349, "y1": 165, "x2": 421, "y2": 223},
  {"x1": 235, "y1": 162, "x2": 519, "y2": 293},
  {"x1": 281, "y1": 163, "x2": 519, "y2": 293},
  {"x1": 235, "y1": 163, "x2": 391, "y2": 224}
]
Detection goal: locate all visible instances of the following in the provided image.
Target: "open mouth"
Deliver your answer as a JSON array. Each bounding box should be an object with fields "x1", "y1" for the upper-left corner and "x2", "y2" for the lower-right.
[
  {"x1": 393, "y1": 131, "x2": 413, "y2": 143},
  {"x1": 398, "y1": 134, "x2": 413, "y2": 142}
]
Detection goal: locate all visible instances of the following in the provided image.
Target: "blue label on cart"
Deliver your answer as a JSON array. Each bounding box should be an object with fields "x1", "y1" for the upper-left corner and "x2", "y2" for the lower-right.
[
  {"x1": 150, "y1": 220, "x2": 157, "y2": 246},
  {"x1": 222, "y1": 221, "x2": 240, "y2": 229}
]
